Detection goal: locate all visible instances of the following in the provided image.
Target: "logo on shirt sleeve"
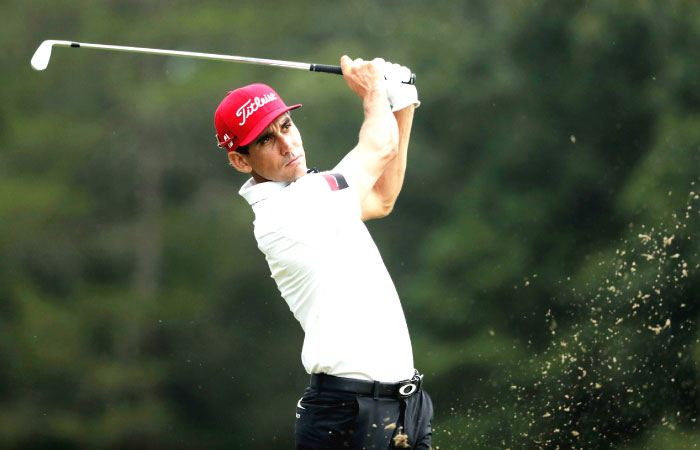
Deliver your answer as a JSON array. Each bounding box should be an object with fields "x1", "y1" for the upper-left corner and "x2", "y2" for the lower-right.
[{"x1": 322, "y1": 173, "x2": 349, "y2": 191}]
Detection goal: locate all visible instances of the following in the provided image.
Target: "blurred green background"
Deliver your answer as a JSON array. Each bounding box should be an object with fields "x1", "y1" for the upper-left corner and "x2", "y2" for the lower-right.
[{"x1": 2, "y1": 0, "x2": 699, "y2": 448}]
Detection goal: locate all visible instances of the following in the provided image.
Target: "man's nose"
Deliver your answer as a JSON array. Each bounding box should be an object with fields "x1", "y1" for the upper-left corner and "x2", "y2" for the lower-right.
[{"x1": 278, "y1": 133, "x2": 293, "y2": 154}]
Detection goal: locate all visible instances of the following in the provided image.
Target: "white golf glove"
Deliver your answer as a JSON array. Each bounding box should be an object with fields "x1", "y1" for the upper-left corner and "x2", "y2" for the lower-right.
[{"x1": 384, "y1": 62, "x2": 420, "y2": 112}]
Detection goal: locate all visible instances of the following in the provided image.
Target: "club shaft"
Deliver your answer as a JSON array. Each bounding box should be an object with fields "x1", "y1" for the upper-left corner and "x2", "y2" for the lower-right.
[{"x1": 64, "y1": 41, "x2": 312, "y2": 70}]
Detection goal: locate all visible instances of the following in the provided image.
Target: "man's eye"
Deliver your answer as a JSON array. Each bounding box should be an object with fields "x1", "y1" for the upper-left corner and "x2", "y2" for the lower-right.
[{"x1": 283, "y1": 122, "x2": 292, "y2": 130}]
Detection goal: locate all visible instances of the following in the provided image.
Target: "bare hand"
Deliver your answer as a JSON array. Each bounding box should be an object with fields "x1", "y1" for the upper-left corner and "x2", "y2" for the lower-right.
[{"x1": 340, "y1": 55, "x2": 387, "y2": 100}]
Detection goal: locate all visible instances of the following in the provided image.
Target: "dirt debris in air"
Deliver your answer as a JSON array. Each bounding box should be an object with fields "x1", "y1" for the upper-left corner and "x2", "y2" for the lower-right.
[
  {"x1": 393, "y1": 426, "x2": 410, "y2": 448},
  {"x1": 494, "y1": 180, "x2": 700, "y2": 448}
]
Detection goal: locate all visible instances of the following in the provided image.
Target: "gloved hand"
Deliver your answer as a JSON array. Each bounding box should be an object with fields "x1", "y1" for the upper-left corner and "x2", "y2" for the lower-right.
[{"x1": 384, "y1": 62, "x2": 420, "y2": 112}]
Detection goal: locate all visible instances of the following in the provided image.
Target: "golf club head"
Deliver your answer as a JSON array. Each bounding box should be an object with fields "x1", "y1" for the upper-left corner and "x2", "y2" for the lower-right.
[{"x1": 31, "y1": 40, "x2": 72, "y2": 71}]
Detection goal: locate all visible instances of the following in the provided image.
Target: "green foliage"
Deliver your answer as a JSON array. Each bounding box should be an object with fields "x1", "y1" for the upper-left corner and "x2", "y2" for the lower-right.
[{"x1": 1, "y1": 0, "x2": 698, "y2": 448}]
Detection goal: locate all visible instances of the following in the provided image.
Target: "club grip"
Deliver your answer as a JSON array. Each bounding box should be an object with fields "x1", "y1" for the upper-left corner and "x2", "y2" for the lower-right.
[
  {"x1": 309, "y1": 64, "x2": 416, "y2": 85},
  {"x1": 310, "y1": 64, "x2": 343, "y2": 75}
]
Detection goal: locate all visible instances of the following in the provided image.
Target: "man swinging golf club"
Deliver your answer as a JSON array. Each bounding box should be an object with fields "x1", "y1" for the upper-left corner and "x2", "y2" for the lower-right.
[{"x1": 214, "y1": 55, "x2": 432, "y2": 449}]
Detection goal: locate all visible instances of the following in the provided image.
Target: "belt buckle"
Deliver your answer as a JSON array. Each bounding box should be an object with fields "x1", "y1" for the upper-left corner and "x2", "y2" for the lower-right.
[{"x1": 397, "y1": 373, "x2": 422, "y2": 399}]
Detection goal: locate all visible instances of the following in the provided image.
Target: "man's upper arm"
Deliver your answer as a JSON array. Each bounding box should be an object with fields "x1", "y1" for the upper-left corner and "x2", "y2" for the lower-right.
[{"x1": 333, "y1": 146, "x2": 393, "y2": 221}]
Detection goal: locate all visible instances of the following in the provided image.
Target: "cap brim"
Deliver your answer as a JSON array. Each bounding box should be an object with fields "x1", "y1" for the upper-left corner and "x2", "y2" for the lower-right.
[{"x1": 239, "y1": 104, "x2": 302, "y2": 147}]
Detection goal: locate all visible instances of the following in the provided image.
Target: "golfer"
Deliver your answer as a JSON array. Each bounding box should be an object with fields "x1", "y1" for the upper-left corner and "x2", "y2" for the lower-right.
[{"x1": 214, "y1": 56, "x2": 432, "y2": 449}]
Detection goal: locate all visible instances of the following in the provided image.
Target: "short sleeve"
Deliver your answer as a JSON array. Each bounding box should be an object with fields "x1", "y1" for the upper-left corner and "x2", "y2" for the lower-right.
[{"x1": 288, "y1": 169, "x2": 361, "y2": 220}]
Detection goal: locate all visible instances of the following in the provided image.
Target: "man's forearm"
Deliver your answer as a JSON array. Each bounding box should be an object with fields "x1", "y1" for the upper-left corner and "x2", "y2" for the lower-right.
[
  {"x1": 358, "y1": 88, "x2": 399, "y2": 156},
  {"x1": 369, "y1": 105, "x2": 415, "y2": 211}
]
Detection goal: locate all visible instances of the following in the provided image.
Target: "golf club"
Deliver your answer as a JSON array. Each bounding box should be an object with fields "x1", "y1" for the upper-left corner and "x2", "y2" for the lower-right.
[{"x1": 30, "y1": 40, "x2": 417, "y2": 85}]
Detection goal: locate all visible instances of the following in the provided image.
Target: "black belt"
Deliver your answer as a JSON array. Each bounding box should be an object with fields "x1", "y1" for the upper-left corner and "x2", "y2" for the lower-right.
[{"x1": 310, "y1": 371, "x2": 423, "y2": 399}]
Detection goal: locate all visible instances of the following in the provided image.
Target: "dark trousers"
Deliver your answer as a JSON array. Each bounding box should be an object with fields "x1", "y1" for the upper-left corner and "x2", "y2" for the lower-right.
[{"x1": 294, "y1": 382, "x2": 433, "y2": 449}]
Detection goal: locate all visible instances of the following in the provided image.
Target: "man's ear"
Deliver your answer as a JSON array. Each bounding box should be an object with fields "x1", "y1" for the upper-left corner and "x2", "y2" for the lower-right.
[{"x1": 228, "y1": 151, "x2": 252, "y2": 174}]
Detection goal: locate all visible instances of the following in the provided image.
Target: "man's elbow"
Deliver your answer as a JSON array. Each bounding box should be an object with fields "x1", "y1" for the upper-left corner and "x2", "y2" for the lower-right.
[
  {"x1": 376, "y1": 200, "x2": 396, "y2": 218},
  {"x1": 380, "y1": 202, "x2": 395, "y2": 217},
  {"x1": 361, "y1": 200, "x2": 395, "y2": 221}
]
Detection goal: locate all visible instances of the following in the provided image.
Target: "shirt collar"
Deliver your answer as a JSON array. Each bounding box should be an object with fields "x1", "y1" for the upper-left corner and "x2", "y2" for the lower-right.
[{"x1": 239, "y1": 177, "x2": 291, "y2": 205}]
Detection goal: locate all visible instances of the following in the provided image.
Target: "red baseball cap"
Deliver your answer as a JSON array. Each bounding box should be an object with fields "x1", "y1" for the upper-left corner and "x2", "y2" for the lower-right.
[{"x1": 214, "y1": 83, "x2": 301, "y2": 152}]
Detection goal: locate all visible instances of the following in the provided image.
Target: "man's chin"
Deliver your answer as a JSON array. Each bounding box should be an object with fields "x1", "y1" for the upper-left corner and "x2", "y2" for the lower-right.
[
  {"x1": 272, "y1": 166, "x2": 307, "y2": 183},
  {"x1": 290, "y1": 166, "x2": 308, "y2": 181}
]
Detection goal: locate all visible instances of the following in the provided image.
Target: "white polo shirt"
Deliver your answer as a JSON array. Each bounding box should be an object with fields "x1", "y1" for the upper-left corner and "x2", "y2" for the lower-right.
[{"x1": 239, "y1": 169, "x2": 415, "y2": 382}]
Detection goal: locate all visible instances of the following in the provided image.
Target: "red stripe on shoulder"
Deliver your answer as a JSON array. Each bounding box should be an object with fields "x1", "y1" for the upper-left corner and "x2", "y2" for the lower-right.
[{"x1": 322, "y1": 174, "x2": 340, "y2": 191}]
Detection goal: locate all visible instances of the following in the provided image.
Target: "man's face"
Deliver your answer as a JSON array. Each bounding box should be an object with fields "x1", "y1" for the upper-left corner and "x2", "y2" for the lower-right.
[{"x1": 240, "y1": 113, "x2": 307, "y2": 183}]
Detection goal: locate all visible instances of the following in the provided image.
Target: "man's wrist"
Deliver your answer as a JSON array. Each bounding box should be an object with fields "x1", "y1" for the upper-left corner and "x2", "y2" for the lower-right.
[{"x1": 363, "y1": 86, "x2": 390, "y2": 112}]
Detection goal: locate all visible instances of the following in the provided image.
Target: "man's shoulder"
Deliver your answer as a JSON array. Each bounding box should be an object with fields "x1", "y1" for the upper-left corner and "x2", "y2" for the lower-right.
[
  {"x1": 275, "y1": 171, "x2": 351, "y2": 198},
  {"x1": 296, "y1": 169, "x2": 351, "y2": 193}
]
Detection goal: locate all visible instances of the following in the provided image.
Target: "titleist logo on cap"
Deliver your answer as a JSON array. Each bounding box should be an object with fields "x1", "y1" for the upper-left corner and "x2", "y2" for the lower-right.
[{"x1": 236, "y1": 93, "x2": 278, "y2": 126}]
